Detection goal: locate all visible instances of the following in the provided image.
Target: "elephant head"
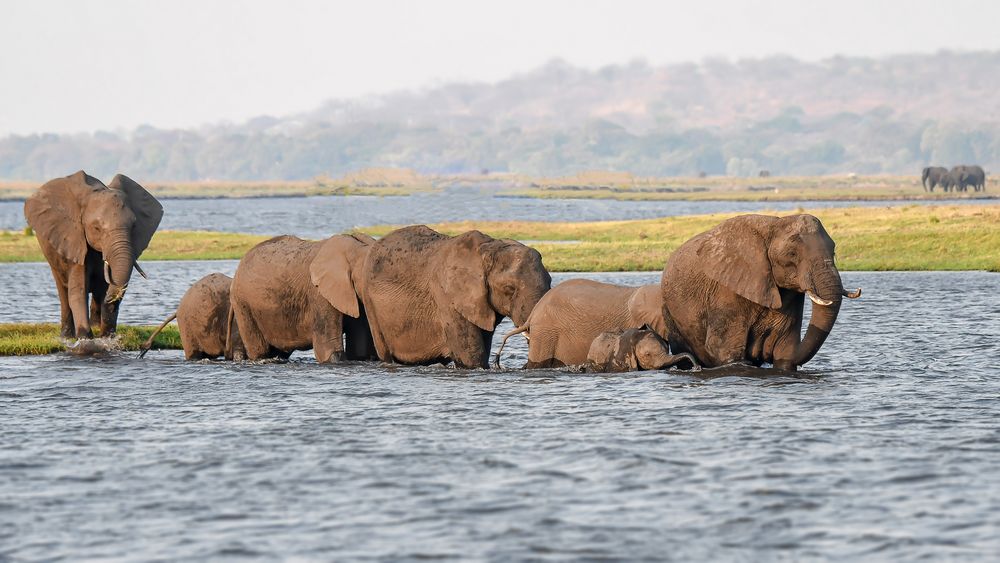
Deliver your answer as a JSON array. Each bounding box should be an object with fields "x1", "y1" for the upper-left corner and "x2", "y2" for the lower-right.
[
  {"x1": 24, "y1": 171, "x2": 163, "y2": 304},
  {"x1": 694, "y1": 214, "x2": 857, "y2": 367},
  {"x1": 437, "y1": 231, "x2": 551, "y2": 332}
]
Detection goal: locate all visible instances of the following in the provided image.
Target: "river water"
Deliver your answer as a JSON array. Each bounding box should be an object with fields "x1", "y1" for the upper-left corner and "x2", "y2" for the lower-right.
[
  {"x1": 0, "y1": 191, "x2": 987, "y2": 238},
  {"x1": 2, "y1": 265, "x2": 999, "y2": 560}
]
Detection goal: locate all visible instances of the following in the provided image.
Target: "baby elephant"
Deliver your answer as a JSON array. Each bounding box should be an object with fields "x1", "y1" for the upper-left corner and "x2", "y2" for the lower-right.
[
  {"x1": 586, "y1": 328, "x2": 698, "y2": 373},
  {"x1": 140, "y1": 273, "x2": 243, "y2": 360}
]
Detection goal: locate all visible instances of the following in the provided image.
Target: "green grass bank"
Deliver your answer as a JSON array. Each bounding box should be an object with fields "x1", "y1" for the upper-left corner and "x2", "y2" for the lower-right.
[{"x1": 0, "y1": 323, "x2": 182, "y2": 356}]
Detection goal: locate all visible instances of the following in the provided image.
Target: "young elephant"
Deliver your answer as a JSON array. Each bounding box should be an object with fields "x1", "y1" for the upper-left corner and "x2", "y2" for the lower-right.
[
  {"x1": 361, "y1": 225, "x2": 551, "y2": 369},
  {"x1": 139, "y1": 273, "x2": 242, "y2": 360},
  {"x1": 586, "y1": 328, "x2": 698, "y2": 373},
  {"x1": 495, "y1": 280, "x2": 667, "y2": 369},
  {"x1": 230, "y1": 233, "x2": 377, "y2": 363}
]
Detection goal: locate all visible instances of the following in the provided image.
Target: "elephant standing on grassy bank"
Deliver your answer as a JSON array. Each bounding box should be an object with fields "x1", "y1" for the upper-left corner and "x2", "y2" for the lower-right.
[
  {"x1": 662, "y1": 214, "x2": 861, "y2": 371},
  {"x1": 494, "y1": 280, "x2": 668, "y2": 369},
  {"x1": 922, "y1": 166, "x2": 948, "y2": 192},
  {"x1": 139, "y1": 273, "x2": 244, "y2": 360},
  {"x1": 957, "y1": 165, "x2": 986, "y2": 192},
  {"x1": 230, "y1": 234, "x2": 377, "y2": 363},
  {"x1": 361, "y1": 225, "x2": 551, "y2": 368},
  {"x1": 24, "y1": 171, "x2": 163, "y2": 339}
]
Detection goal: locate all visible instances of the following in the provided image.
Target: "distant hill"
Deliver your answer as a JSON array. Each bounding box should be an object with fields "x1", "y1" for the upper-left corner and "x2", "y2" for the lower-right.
[{"x1": 3, "y1": 51, "x2": 999, "y2": 181}]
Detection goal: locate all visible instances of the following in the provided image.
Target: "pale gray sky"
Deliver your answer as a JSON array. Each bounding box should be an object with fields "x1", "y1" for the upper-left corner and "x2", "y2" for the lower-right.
[{"x1": 1, "y1": 0, "x2": 998, "y2": 136}]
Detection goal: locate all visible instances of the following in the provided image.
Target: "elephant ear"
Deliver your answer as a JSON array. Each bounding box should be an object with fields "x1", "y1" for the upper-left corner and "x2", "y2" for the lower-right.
[
  {"x1": 310, "y1": 235, "x2": 364, "y2": 318},
  {"x1": 438, "y1": 231, "x2": 496, "y2": 332},
  {"x1": 694, "y1": 218, "x2": 781, "y2": 309},
  {"x1": 108, "y1": 174, "x2": 163, "y2": 256},
  {"x1": 23, "y1": 171, "x2": 102, "y2": 264},
  {"x1": 628, "y1": 285, "x2": 669, "y2": 340}
]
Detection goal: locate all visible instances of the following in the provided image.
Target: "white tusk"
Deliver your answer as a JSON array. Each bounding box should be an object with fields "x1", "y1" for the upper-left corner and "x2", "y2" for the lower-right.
[
  {"x1": 133, "y1": 261, "x2": 149, "y2": 280},
  {"x1": 103, "y1": 260, "x2": 112, "y2": 285},
  {"x1": 843, "y1": 288, "x2": 862, "y2": 299},
  {"x1": 806, "y1": 290, "x2": 834, "y2": 306}
]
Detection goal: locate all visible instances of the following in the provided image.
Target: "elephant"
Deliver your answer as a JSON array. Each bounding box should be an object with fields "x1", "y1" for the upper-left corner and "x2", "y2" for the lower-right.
[
  {"x1": 361, "y1": 225, "x2": 551, "y2": 369},
  {"x1": 139, "y1": 273, "x2": 244, "y2": 360},
  {"x1": 494, "y1": 280, "x2": 668, "y2": 369},
  {"x1": 661, "y1": 214, "x2": 861, "y2": 371},
  {"x1": 229, "y1": 233, "x2": 377, "y2": 363},
  {"x1": 921, "y1": 166, "x2": 948, "y2": 192},
  {"x1": 939, "y1": 169, "x2": 963, "y2": 192},
  {"x1": 24, "y1": 171, "x2": 163, "y2": 338},
  {"x1": 585, "y1": 328, "x2": 698, "y2": 373},
  {"x1": 956, "y1": 165, "x2": 986, "y2": 192}
]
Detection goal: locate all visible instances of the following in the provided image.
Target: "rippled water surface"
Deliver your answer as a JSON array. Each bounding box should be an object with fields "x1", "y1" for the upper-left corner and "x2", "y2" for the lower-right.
[
  {"x1": 2, "y1": 268, "x2": 999, "y2": 560},
  {"x1": 0, "y1": 191, "x2": 987, "y2": 238}
]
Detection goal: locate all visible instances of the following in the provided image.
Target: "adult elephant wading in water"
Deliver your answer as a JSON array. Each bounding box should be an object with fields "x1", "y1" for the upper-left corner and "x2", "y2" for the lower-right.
[
  {"x1": 661, "y1": 214, "x2": 861, "y2": 371},
  {"x1": 24, "y1": 171, "x2": 163, "y2": 338},
  {"x1": 362, "y1": 225, "x2": 551, "y2": 368},
  {"x1": 230, "y1": 233, "x2": 377, "y2": 363}
]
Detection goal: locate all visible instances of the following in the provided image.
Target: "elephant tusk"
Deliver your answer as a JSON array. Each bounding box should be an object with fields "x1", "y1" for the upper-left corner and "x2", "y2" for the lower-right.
[
  {"x1": 133, "y1": 261, "x2": 149, "y2": 280},
  {"x1": 104, "y1": 260, "x2": 112, "y2": 285},
  {"x1": 843, "y1": 287, "x2": 862, "y2": 299},
  {"x1": 806, "y1": 290, "x2": 834, "y2": 306}
]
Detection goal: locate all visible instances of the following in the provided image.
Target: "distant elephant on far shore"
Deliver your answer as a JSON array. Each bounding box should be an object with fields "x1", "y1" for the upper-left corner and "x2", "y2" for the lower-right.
[
  {"x1": 140, "y1": 273, "x2": 243, "y2": 360},
  {"x1": 956, "y1": 165, "x2": 986, "y2": 192},
  {"x1": 495, "y1": 280, "x2": 668, "y2": 369},
  {"x1": 922, "y1": 166, "x2": 948, "y2": 192}
]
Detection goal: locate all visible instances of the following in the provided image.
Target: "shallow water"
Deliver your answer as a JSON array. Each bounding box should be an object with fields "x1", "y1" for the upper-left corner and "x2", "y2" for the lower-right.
[
  {"x1": 2, "y1": 269, "x2": 999, "y2": 560},
  {"x1": 0, "y1": 190, "x2": 986, "y2": 238}
]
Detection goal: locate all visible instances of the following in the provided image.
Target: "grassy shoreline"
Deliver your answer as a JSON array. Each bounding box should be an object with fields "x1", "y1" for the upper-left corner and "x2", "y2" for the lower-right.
[
  {"x1": 0, "y1": 323, "x2": 181, "y2": 356},
  {"x1": 3, "y1": 173, "x2": 996, "y2": 202},
  {"x1": 3, "y1": 205, "x2": 999, "y2": 271}
]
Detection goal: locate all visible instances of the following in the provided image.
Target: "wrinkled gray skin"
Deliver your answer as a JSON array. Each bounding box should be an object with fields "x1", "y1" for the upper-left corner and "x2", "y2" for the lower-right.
[
  {"x1": 140, "y1": 273, "x2": 244, "y2": 360},
  {"x1": 230, "y1": 234, "x2": 377, "y2": 363},
  {"x1": 586, "y1": 328, "x2": 698, "y2": 373},
  {"x1": 24, "y1": 171, "x2": 163, "y2": 338},
  {"x1": 495, "y1": 280, "x2": 667, "y2": 369},
  {"x1": 662, "y1": 214, "x2": 861, "y2": 371},
  {"x1": 922, "y1": 166, "x2": 948, "y2": 192},
  {"x1": 362, "y1": 225, "x2": 551, "y2": 369}
]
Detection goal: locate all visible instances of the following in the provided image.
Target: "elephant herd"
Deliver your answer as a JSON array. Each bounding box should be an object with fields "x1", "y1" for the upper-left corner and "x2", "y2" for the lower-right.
[
  {"x1": 922, "y1": 165, "x2": 987, "y2": 192},
  {"x1": 27, "y1": 171, "x2": 862, "y2": 373}
]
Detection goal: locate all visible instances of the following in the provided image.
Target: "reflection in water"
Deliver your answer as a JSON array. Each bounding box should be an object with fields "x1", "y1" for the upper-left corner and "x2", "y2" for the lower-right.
[{"x1": 2, "y1": 270, "x2": 999, "y2": 559}]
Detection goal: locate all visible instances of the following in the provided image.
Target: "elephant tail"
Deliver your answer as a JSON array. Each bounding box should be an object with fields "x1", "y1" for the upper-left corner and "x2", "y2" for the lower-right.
[
  {"x1": 493, "y1": 325, "x2": 529, "y2": 369},
  {"x1": 138, "y1": 311, "x2": 177, "y2": 359}
]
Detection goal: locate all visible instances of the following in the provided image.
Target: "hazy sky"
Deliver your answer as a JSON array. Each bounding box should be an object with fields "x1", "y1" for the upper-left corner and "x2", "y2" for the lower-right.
[{"x1": 2, "y1": 0, "x2": 998, "y2": 136}]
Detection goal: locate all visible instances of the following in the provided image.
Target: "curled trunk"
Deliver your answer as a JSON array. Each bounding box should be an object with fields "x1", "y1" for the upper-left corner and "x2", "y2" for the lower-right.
[
  {"x1": 105, "y1": 229, "x2": 134, "y2": 303},
  {"x1": 793, "y1": 261, "x2": 844, "y2": 367}
]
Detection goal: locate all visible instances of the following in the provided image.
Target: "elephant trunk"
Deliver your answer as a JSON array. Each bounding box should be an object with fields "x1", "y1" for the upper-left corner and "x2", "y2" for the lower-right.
[
  {"x1": 793, "y1": 260, "x2": 844, "y2": 367},
  {"x1": 105, "y1": 229, "x2": 134, "y2": 303}
]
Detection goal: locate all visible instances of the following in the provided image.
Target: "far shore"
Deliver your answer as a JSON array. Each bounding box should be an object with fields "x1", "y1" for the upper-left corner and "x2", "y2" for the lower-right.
[{"x1": 2, "y1": 204, "x2": 998, "y2": 272}]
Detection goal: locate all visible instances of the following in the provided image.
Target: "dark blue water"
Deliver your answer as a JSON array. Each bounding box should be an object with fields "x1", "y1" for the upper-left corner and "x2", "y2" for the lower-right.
[
  {"x1": 0, "y1": 191, "x2": 987, "y2": 238},
  {"x1": 2, "y1": 268, "x2": 999, "y2": 560}
]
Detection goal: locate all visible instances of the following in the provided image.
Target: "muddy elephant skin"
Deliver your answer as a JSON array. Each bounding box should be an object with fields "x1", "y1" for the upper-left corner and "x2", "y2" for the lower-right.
[
  {"x1": 230, "y1": 233, "x2": 377, "y2": 363},
  {"x1": 361, "y1": 225, "x2": 551, "y2": 369},
  {"x1": 662, "y1": 214, "x2": 860, "y2": 371},
  {"x1": 24, "y1": 171, "x2": 163, "y2": 338},
  {"x1": 496, "y1": 280, "x2": 667, "y2": 368},
  {"x1": 586, "y1": 328, "x2": 698, "y2": 373}
]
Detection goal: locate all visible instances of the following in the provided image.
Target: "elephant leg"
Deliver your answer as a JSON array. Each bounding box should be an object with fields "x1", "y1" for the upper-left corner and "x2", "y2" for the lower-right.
[
  {"x1": 312, "y1": 306, "x2": 345, "y2": 364},
  {"x1": 232, "y1": 301, "x2": 270, "y2": 361},
  {"x1": 443, "y1": 320, "x2": 489, "y2": 369},
  {"x1": 525, "y1": 327, "x2": 560, "y2": 367},
  {"x1": 54, "y1": 277, "x2": 74, "y2": 338},
  {"x1": 705, "y1": 316, "x2": 747, "y2": 366},
  {"x1": 67, "y1": 265, "x2": 92, "y2": 339}
]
